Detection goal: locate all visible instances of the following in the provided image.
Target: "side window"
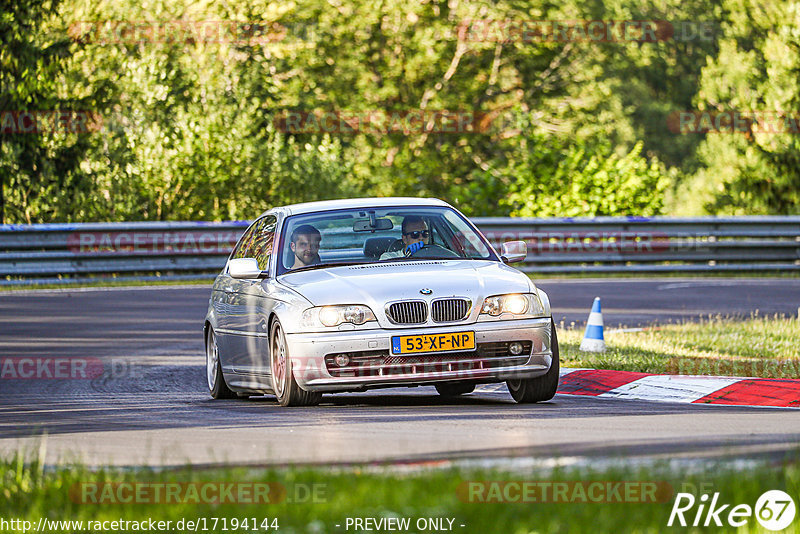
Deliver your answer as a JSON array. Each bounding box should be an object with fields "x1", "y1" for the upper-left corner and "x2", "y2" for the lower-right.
[
  {"x1": 249, "y1": 216, "x2": 277, "y2": 270},
  {"x1": 231, "y1": 223, "x2": 258, "y2": 261}
]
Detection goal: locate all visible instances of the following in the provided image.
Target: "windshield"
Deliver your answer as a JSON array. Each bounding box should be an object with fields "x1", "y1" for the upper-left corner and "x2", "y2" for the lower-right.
[{"x1": 276, "y1": 206, "x2": 496, "y2": 275}]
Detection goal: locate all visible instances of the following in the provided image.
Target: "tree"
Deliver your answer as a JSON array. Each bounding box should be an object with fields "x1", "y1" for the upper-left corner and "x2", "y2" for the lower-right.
[
  {"x1": 677, "y1": 0, "x2": 800, "y2": 214},
  {"x1": 453, "y1": 111, "x2": 668, "y2": 217},
  {"x1": 0, "y1": 0, "x2": 107, "y2": 223}
]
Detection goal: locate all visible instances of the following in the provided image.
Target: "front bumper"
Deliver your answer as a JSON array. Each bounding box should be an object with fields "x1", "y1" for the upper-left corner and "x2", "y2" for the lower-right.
[{"x1": 284, "y1": 317, "x2": 553, "y2": 391}]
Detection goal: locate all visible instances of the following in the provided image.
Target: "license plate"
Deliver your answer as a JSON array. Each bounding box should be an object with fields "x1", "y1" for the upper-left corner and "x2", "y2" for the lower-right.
[{"x1": 391, "y1": 331, "x2": 475, "y2": 355}]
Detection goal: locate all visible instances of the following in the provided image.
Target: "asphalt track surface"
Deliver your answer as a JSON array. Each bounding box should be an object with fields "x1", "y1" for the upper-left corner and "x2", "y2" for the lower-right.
[{"x1": 1, "y1": 278, "x2": 799, "y2": 467}]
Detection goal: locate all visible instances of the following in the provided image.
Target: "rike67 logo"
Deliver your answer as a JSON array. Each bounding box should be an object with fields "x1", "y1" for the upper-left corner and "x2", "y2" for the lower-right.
[{"x1": 668, "y1": 490, "x2": 796, "y2": 531}]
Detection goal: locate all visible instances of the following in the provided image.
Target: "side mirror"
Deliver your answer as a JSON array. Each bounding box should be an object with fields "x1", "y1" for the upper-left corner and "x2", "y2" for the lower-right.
[
  {"x1": 229, "y1": 257, "x2": 264, "y2": 279},
  {"x1": 500, "y1": 241, "x2": 527, "y2": 264}
]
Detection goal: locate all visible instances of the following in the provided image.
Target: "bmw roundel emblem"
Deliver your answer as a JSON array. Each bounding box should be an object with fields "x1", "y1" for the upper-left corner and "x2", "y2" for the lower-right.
[{"x1": 420, "y1": 288, "x2": 433, "y2": 295}]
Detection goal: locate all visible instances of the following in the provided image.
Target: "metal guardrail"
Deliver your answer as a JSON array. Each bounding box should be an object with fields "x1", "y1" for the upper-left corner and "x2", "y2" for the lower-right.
[
  {"x1": 1, "y1": 217, "x2": 799, "y2": 285},
  {"x1": 475, "y1": 216, "x2": 800, "y2": 274}
]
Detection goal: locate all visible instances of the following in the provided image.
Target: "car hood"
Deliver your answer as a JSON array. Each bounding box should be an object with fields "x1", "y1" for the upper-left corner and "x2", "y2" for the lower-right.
[{"x1": 277, "y1": 260, "x2": 533, "y2": 309}]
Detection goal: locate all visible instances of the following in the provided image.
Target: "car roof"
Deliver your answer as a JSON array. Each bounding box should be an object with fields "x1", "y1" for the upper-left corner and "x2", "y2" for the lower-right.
[{"x1": 265, "y1": 197, "x2": 452, "y2": 217}]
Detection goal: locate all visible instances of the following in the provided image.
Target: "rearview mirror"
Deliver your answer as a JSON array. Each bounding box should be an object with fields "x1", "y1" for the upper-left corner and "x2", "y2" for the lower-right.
[
  {"x1": 500, "y1": 241, "x2": 527, "y2": 264},
  {"x1": 353, "y1": 218, "x2": 393, "y2": 232},
  {"x1": 229, "y1": 258, "x2": 264, "y2": 279}
]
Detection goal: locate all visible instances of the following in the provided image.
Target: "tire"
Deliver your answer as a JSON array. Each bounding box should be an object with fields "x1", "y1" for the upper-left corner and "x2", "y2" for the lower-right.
[
  {"x1": 506, "y1": 319, "x2": 560, "y2": 403},
  {"x1": 207, "y1": 327, "x2": 236, "y2": 399},
  {"x1": 270, "y1": 320, "x2": 322, "y2": 407},
  {"x1": 435, "y1": 382, "x2": 476, "y2": 396}
]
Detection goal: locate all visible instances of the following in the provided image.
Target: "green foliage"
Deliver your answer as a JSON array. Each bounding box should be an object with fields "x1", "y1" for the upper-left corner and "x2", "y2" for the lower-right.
[
  {"x1": 2, "y1": 0, "x2": 798, "y2": 221},
  {"x1": 673, "y1": 0, "x2": 800, "y2": 215},
  {"x1": 455, "y1": 111, "x2": 668, "y2": 217},
  {"x1": 59, "y1": 0, "x2": 357, "y2": 221},
  {"x1": 5, "y1": 451, "x2": 800, "y2": 533},
  {"x1": 507, "y1": 140, "x2": 667, "y2": 217},
  {"x1": 0, "y1": 0, "x2": 109, "y2": 223}
]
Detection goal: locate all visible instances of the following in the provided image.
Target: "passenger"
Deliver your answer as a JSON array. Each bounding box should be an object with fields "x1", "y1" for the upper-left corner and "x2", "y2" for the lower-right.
[
  {"x1": 289, "y1": 224, "x2": 321, "y2": 269},
  {"x1": 380, "y1": 215, "x2": 430, "y2": 260}
]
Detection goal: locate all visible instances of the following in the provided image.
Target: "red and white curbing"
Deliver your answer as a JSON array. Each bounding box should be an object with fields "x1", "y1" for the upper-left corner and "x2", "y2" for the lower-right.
[{"x1": 557, "y1": 369, "x2": 800, "y2": 408}]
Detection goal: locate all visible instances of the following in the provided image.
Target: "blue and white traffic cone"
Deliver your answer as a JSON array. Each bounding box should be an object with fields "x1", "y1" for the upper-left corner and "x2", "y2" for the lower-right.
[{"x1": 579, "y1": 297, "x2": 605, "y2": 352}]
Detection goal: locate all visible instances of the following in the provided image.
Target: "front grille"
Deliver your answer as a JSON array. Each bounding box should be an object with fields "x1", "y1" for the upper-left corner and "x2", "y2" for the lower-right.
[
  {"x1": 386, "y1": 301, "x2": 427, "y2": 324},
  {"x1": 431, "y1": 298, "x2": 470, "y2": 322},
  {"x1": 325, "y1": 341, "x2": 533, "y2": 377}
]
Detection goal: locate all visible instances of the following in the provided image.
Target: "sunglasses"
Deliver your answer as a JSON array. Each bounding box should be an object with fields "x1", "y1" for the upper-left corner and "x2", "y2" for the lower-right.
[{"x1": 403, "y1": 230, "x2": 430, "y2": 239}]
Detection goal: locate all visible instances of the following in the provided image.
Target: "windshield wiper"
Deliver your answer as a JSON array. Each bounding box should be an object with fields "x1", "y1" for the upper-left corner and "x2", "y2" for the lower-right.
[
  {"x1": 381, "y1": 256, "x2": 463, "y2": 262},
  {"x1": 285, "y1": 261, "x2": 365, "y2": 273}
]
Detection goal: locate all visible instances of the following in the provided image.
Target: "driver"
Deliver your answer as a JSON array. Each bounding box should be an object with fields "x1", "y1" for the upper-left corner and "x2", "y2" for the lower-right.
[
  {"x1": 380, "y1": 215, "x2": 430, "y2": 260},
  {"x1": 289, "y1": 224, "x2": 321, "y2": 269}
]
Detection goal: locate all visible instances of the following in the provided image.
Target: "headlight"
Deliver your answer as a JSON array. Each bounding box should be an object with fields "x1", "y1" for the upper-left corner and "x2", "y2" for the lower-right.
[
  {"x1": 301, "y1": 305, "x2": 377, "y2": 327},
  {"x1": 480, "y1": 293, "x2": 545, "y2": 318}
]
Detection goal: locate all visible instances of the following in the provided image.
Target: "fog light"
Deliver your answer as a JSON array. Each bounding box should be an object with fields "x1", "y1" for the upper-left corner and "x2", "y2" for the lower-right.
[
  {"x1": 509, "y1": 342, "x2": 524, "y2": 355},
  {"x1": 334, "y1": 354, "x2": 351, "y2": 367}
]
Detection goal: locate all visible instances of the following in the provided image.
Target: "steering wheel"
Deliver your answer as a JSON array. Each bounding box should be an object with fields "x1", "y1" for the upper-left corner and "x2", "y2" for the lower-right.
[{"x1": 407, "y1": 243, "x2": 460, "y2": 259}]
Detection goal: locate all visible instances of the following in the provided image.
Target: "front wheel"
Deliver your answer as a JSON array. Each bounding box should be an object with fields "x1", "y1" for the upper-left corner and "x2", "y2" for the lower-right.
[
  {"x1": 506, "y1": 320, "x2": 560, "y2": 403},
  {"x1": 270, "y1": 320, "x2": 322, "y2": 407},
  {"x1": 207, "y1": 327, "x2": 236, "y2": 399}
]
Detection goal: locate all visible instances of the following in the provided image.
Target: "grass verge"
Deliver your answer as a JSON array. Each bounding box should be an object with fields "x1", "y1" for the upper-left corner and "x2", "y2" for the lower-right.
[
  {"x1": 3, "y1": 271, "x2": 798, "y2": 292},
  {"x1": 0, "y1": 278, "x2": 212, "y2": 292},
  {"x1": 530, "y1": 271, "x2": 800, "y2": 280},
  {"x1": 560, "y1": 314, "x2": 800, "y2": 378},
  {"x1": 3, "y1": 452, "x2": 800, "y2": 533}
]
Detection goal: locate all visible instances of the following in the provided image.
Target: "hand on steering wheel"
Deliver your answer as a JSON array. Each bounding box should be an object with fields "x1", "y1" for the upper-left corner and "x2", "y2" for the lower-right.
[{"x1": 404, "y1": 241, "x2": 425, "y2": 257}]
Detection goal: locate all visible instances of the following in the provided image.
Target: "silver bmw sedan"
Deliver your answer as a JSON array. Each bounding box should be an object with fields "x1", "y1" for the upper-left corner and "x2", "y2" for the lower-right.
[{"x1": 204, "y1": 197, "x2": 558, "y2": 406}]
